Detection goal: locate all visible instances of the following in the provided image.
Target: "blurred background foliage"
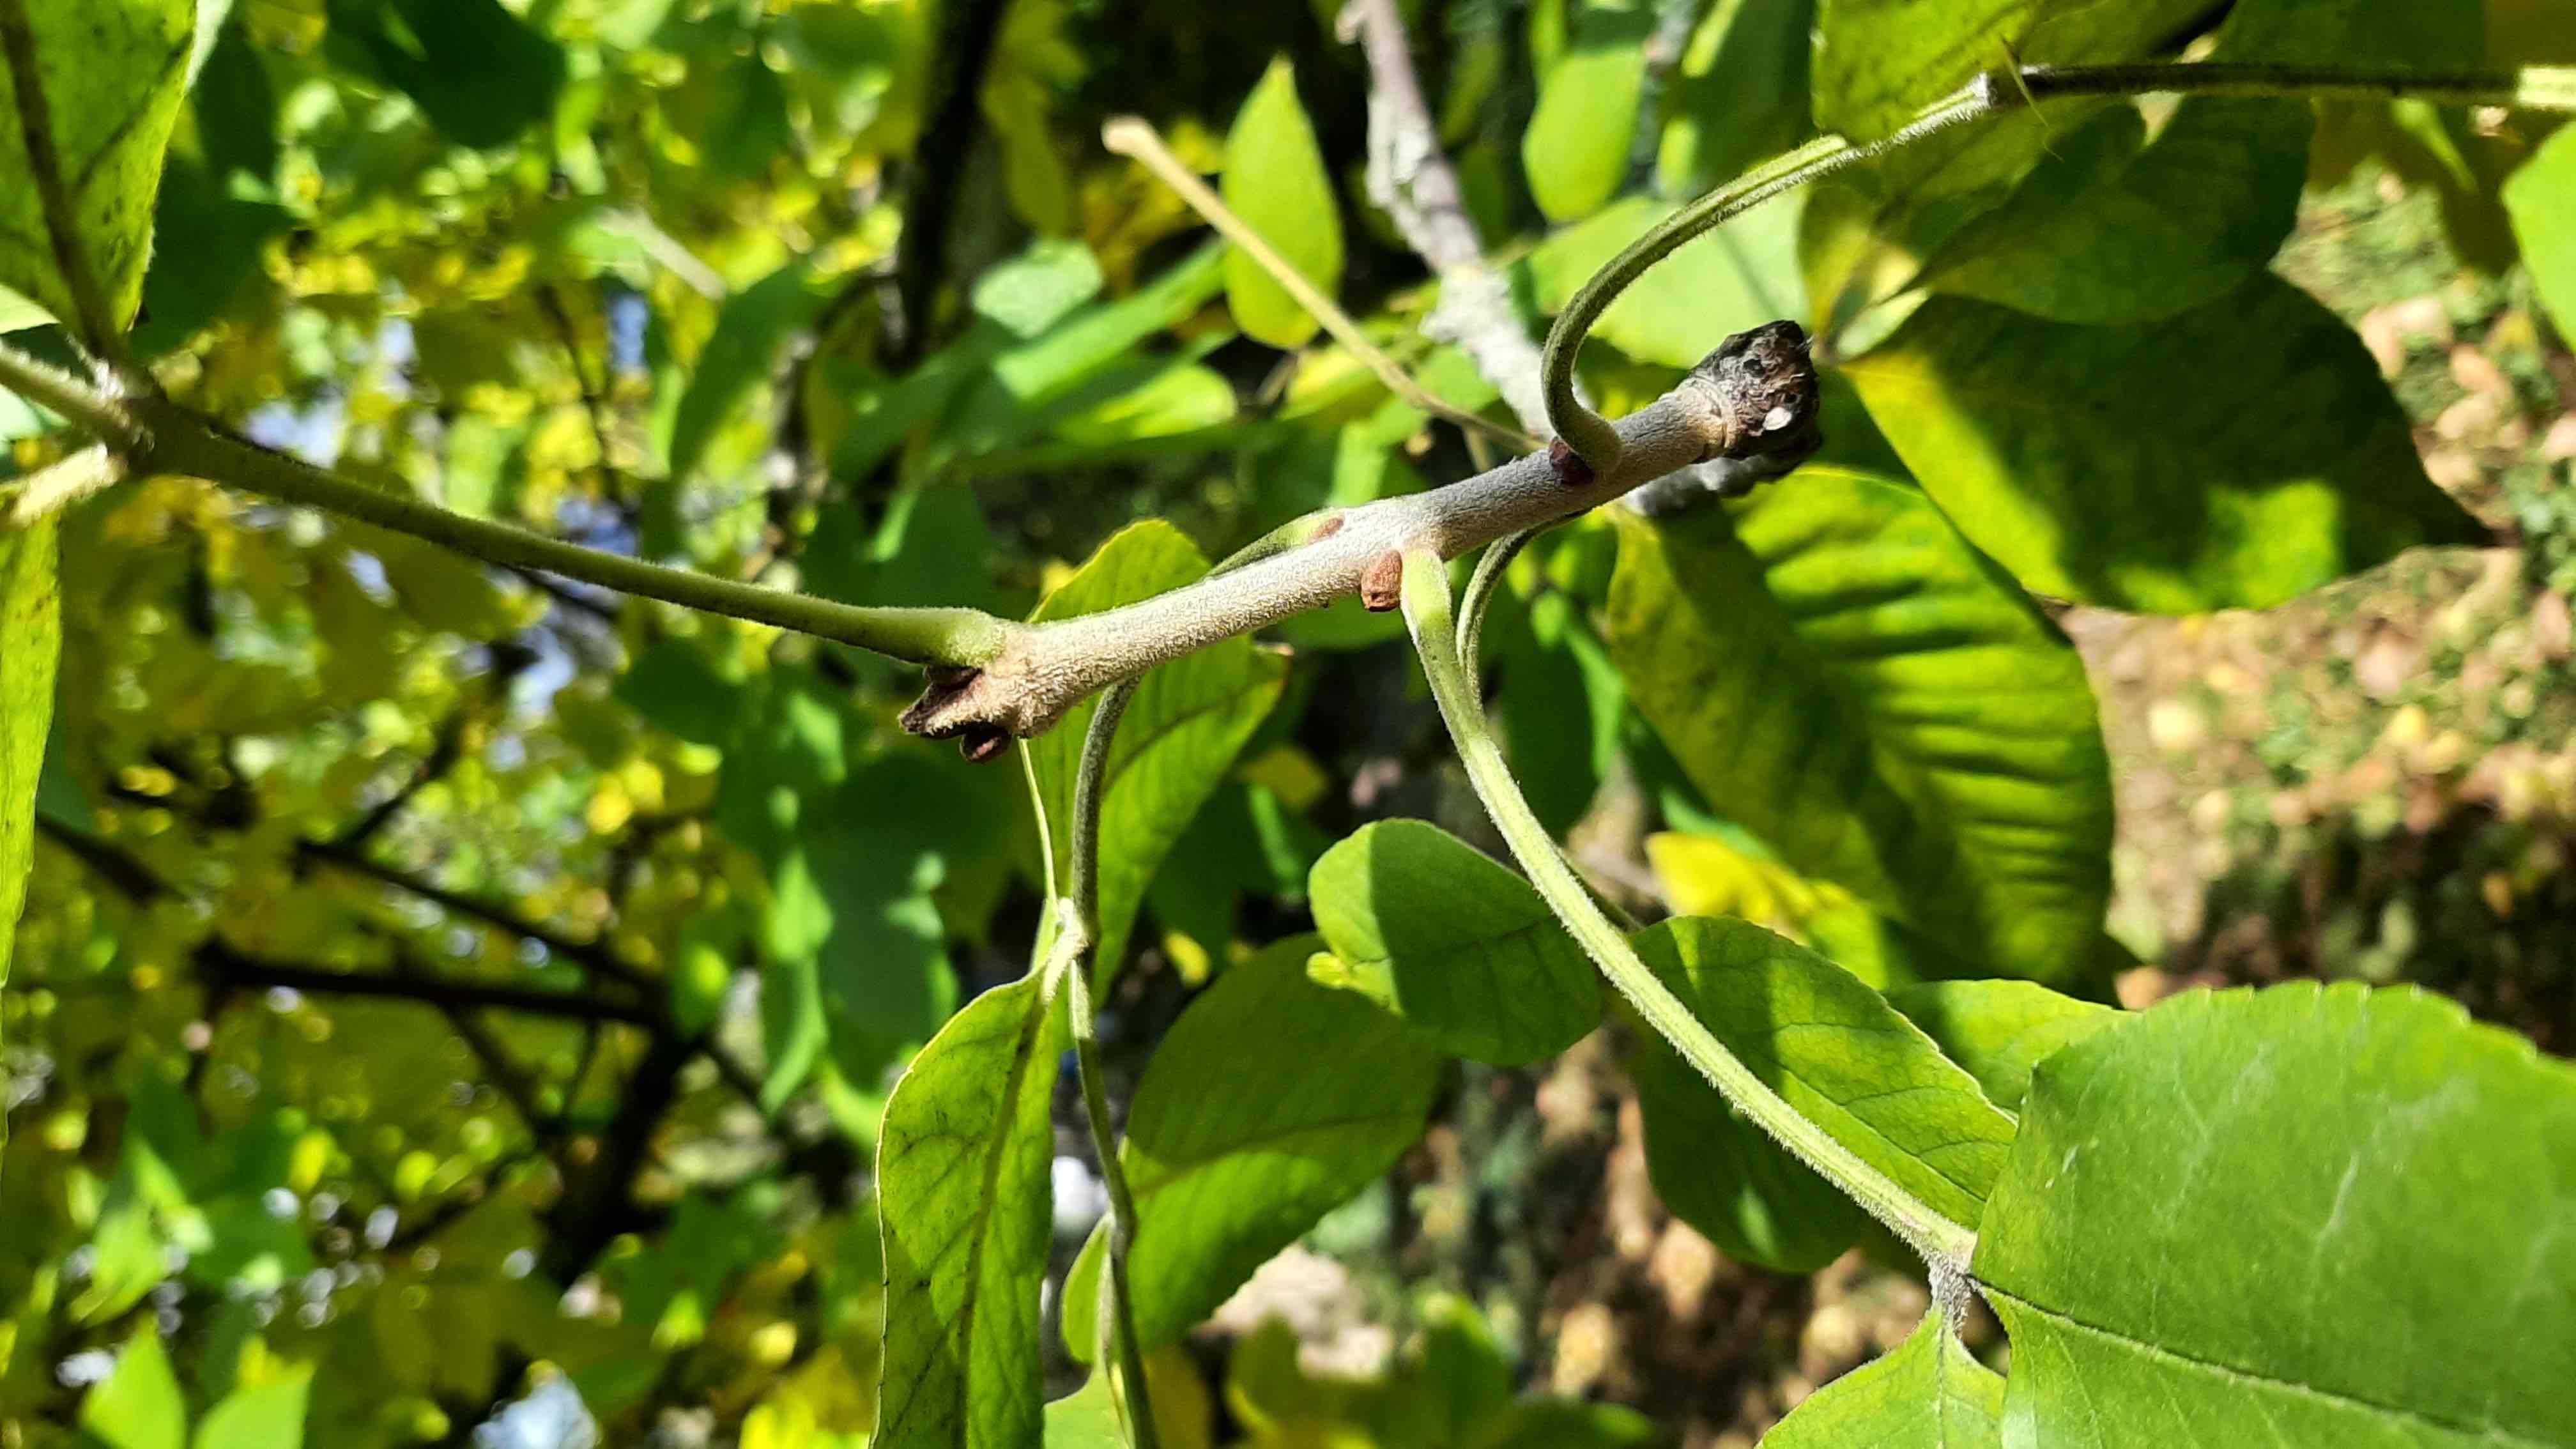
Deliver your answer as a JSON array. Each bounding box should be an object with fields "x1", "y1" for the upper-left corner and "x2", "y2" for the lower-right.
[{"x1": 1, "y1": 0, "x2": 2572, "y2": 1444}]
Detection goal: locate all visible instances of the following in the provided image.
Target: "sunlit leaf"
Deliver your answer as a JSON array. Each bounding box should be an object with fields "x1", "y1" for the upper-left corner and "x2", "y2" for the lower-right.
[
  {"x1": 1975, "y1": 984, "x2": 2576, "y2": 1446},
  {"x1": 1060, "y1": 937, "x2": 1441, "y2": 1362},
  {"x1": 1885, "y1": 979, "x2": 2121, "y2": 1114},
  {"x1": 1522, "y1": 0, "x2": 1653, "y2": 223},
  {"x1": 876, "y1": 975, "x2": 1065, "y2": 1449},
  {"x1": 1759, "y1": 1312, "x2": 2001, "y2": 1447},
  {"x1": 192, "y1": 1363, "x2": 310, "y2": 1449},
  {"x1": 2504, "y1": 123, "x2": 2576, "y2": 333},
  {"x1": 1606, "y1": 471, "x2": 2112, "y2": 983},
  {"x1": 1844, "y1": 279, "x2": 2486, "y2": 612},
  {"x1": 1524, "y1": 192, "x2": 1807, "y2": 370},
  {"x1": 0, "y1": 515, "x2": 57, "y2": 999},
  {"x1": 80, "y1": 1330, "x2": 185, "y2": 1449},
  {"x1": 0, "y1": 0, "x2": 193, "y2": 341},
  {"x1": 1630, "y1": 1020, "x2": 1869, "y2": 1274},
  {"x1": 1220, "y1": 57, "x2": 1343, "y2": 348},
  {"x1": 1308, "y1": 819, "x2": 1598, "y2": 1066},
  {"x1": 1026, "y1": 521, "x2": 1287, "y2": 977},
  {"x1": 1655, "y1": 0, "x2": 1814, "y2": 201}
]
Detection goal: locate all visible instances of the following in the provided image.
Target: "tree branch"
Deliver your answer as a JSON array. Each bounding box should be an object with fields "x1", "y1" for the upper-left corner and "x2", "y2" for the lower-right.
[
  {"x1": 1340, "y1": 0, "x2": 1551, "y2": 436},
  {"x1": 299, "y1": 838, "x2": 655, "y2": 996},
  {"x1": 196, "y1": 940, "x2": 661, "y2": 1025},
  {"x1": 900, "y1": 323, "x2": 1822, "y2": 745}
]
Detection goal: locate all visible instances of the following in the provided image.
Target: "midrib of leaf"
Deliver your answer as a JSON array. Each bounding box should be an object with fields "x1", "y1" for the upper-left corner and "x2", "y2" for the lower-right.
[
  {"x1": 1989, "y1": 1290, "x2": 2557, "y2": 1448},
  {"x1": 0, "y1": 0, "x2": 105, "y2": 341}
]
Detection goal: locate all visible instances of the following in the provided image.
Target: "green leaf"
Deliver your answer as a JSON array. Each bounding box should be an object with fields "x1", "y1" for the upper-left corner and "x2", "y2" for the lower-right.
[
  {"x1": 193, "y1": 1365, "x2": 310, "y2": 1449},
  {"x1": 665, "y1": 263, "x2": 827, "y2": 485},
  {"x1": 321, "y1": 0, "x2": 567, "y2": 150},
  {"x1": 0, "y1": 0, "x2": 194, "y2": 342},
  {"x1": 1759, "y1": 1312, "x2": 2002, "y2": 1447},
  {"x1": 0, "y1": 515, "x2": 57, "y2": 999},
  {"x1": 2504, "y1": 123, "x2": 2576, "y2": 335},
  {"x1": 1844, "y1": 279, "x2": 2486, "y2": 613},
  {"x1": 80, "y1": 1330, "x2": 186, "y2": 1449},
  {"x1": 1885, "y1": 980, "x2": 2120, "y2": 1115},
  {"x1": 1630, "y1": 1023, "x2": 1868, "y2": 1274},
  {"x1": 1974, "y1": 983, "x2": 2576, "y2": 1447},
  {"x1": 1522, "y1": 0, "x2": 1653, "y2": 224},
  {"x1": 1221, "y1": 57, "x2": 1342, "y2": 349},
  {"x1": 1606, "y1": 471, "x2": 2112, "y2": 983},
  {"x1": 1811, "y1": 0, "x2": 2205, "y2": 142},
  {"x1": 1061, "y1": 937, "x2": 1441, "y2": 1362},
  {"x1": 1308, "y1": 818, "x2": 1600, "y2": 1066},
  {"x1": 1632, "y1": 916, "x2": 2016, "y2": 1230},
  {"x1": 1655, "y1": 0, "x2": 1814, "y2": 201},
  {"x1": 875, "y1": 974, "x2": 1067, "y2": 1449},
  {"x1": 1524, "y1": 191, "x2": 1807, "y2": 371},
  {"x1": 1026, "y1": 521, "x2": 1287, "y2": 976},
  {"x1": 1914, "y1": 98, "x2": 2309, "y2": 325}
]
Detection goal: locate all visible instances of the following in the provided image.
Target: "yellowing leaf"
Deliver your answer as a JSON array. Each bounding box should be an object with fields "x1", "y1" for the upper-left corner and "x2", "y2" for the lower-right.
[
  {"x1": 1220, "y1": 57, "x2": 1342, "y2": 348},
  {"x1": 0, "y1": 0, "x2": 194, "y2": 342},
  {"x1": 1, "y1": 514, "x2": 57, "y2": 1001}
]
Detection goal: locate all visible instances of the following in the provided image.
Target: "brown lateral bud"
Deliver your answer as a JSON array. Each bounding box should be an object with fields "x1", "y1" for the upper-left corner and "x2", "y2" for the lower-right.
[
  {"x1": 1359, "y1": 550, "x2": 1405, "y2": 612},
  {"x1": 1547, "y1": 437, "x2": 1597, "y2": 489},
  {"x1": 1690, "y1": 321, "x2": 1823, "y2": 481},
  {"x1": 959, "y1": 725, "x2": 1012, "y2": 763},
  {"x1": 1312, "y1": 513, "x2": 1345, "y2": 539}
]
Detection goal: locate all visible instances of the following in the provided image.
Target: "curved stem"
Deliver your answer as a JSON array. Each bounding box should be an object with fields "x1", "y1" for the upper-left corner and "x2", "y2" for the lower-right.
[
  {"x1": 132, "y1": 397, "x2": 1011, "y2": 667},
  {"x1": 1538, "y1": 58, "x2": 2576, "y2": 473},
  {"x1": 1103, "y1": 117, "x2": 1539, "y2": 455},
  {"x1": 1455, "y1": 526, "x2": 1540, "y2": 668},
  {"x1": 1397, "y1": 548, "x2": 1975, "y2": 1271}
]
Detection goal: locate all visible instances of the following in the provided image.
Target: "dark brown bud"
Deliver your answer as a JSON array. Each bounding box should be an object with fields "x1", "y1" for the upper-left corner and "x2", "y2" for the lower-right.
[
  {"x1": 959, "y1": 725, "x2": 1012, "y2": 763},
  {"x1": 1690, "y1": 321, "x2": 1823, "y2": 482},
  {"x1": 1547, "y1": 437, "x2": 1597, "y2": 489}
]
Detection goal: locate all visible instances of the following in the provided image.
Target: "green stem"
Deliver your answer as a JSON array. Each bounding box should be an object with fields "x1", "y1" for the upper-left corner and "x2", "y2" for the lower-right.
[
  {"x1": 0, "y1": 342, "x2": 139, "y2": 450},
  {"x1": 1397, "y1": 549, "x2": 1975, "y2": 1271},
  {"x1": 133, "y1": 399, "x2": 1010, "y2": 668},
  {"x1": 1539, "y1": 59, "x2": 2576, "y2": 471}
]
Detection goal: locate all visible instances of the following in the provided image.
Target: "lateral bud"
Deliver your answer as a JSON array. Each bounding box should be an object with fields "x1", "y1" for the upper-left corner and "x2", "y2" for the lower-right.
[
  {"x1": 1685, "y1": 321, "x2": 1823, "y2": 486},
  {"x1": 1359, "y1": 550, "x2": 1406, "y2": 612}
]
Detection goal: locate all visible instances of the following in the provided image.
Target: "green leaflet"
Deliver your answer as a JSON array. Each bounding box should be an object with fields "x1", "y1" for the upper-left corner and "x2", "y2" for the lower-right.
[
  {"x1": 1522, "y1": 191, "x2": 1807, "y2": 371},
  {"x1": 1061, "y1": 937, "x2": 1441, "y2": 1363},
  {"x1": 2504, "y1": 123, "x2": 2576, "y2": 335},
  {"x1": 1606, "y1": 471, "x2": 2112, "y2": 984},
  {"x1": 1, "y1": 515, "x2": 57, "y2": 1000},
  {"x1": 192, "y1": 1366, "x2": 312, "y2": 1449},
  {"x1": 875, "y1": 974, "x2": 1066, "y2": 1449},
  {"x1": 663, "y1": 262, "x2": 827, "y2": 484},
  {"x1": 1221, "y1": 57, "x2": 1342, "y2": 349},
  {"x1": 81, "y1": 1330, "x2": 186, "y2": 1449},
  {"x1": 1844, "y1": 278, "x2": 2485, "y2": 614},
  {"x1": 1521, "y1": 0, "x2": 1652, "y2": 224},
  {"x1": 1914, "y1": 98, "x2": 2310, "y2": 325},
  {"x1": 1308, "y1": 819, "x2": 1600, "y2": 1066},
  {"x1": 321, "y1": 0, "x2": 566, "y2": 150},
  {"x1": 1631, "y1": 917, "x2": 2016, "y2": 1230},
  {"x1": 1760, "y1": 1312, "x2": 2002, "y2": 1447},
  {"x1": 0, "y1": 0, "x2": 193, "y2": 342},
  {"x1": 1629, "y1": 1025, "x2": 1867, "y2": 1274},
  {"x1": 1975, "y1": 983, "x2": 2576, "y2": 1448},
  {"x1": 1885, "y1": 980, "x2": 2120, "y2": 1115},
  {"x1": 1026, "y1": 521, "x2": 1287, "y2": 978}
]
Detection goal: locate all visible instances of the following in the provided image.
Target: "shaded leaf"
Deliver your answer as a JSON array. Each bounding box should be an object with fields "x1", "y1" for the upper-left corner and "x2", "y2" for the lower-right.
[
  {"x1": 0, "y1": 515, "x2": 57, "y2": 996},
  {"x1": 1975, "y1": 984, "x2": 2576, "y2": 1447},
  {"x1": 1760, "y1": 1312, "x2": 2001, "y2": 1447},
  {"x1": 321, "y1": 0, "x2": 566, "y2": 150},
  {"x1": 1061, "y1": 937, "x2": 1441, "y2": 1361},
  {"x1": 1632, "y1": 916, "x2": 2016, "y2": 1230},
  {"x1": 1843, "y1": 279, "x2": 2485, "y2": 612},
  {"x1": 80, "y1": 1330, "x2": 185, "y2": 1449},
  {"x1": 665, "y1": 263, "x2": 827, "y2": 486},
  {"x1": 1221, "y1": 57, "x2": 1342, "y2": 348},
  {"x1": 1027, "y1": 521, "x2": 1287, "y2": 976},
  {"x1": 1885, "y1": 979, "x2": 2120, "y2": 1114},
  {"x1": 1630, "y1": 1023, "x2": 1869, "y2": 1274},
  {"x1": 1522, "y1": 0, "x2": 1653, "y2": 223},
  {"x1": 1606, "y1": 471, "x2": 2112, "y2": 983},
  {"x1": 1915, "y1": 98, "x2": 2309, "y2": 325},
  {"x1": 1811, "y1": 0, "x2": 2205, "y2": 142},
  {"x1": 875, "y1": 975, "x2": 1066, "y2": 1449},
  {"x1": 0, "y1": 0, "x2": 194, "y2": 341},
  {"x1": 1655, "y1": 0, "x2": 1814, "y2": 201},
  {"x1": 1308, "y1": 818, "x2": 1600, "y2": 1066}
]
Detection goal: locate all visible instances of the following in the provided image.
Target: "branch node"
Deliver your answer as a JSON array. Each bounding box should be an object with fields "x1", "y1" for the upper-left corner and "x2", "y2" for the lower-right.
[{"x1": 1546, "y1": 437, "x2": 1596, "y2": 489}]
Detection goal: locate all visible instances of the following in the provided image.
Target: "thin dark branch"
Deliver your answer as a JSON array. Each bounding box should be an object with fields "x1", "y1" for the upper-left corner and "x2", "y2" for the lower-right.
[
  {"x1": 388, "y1": 940, "x2": 562, "y2": 1135},
  {"x1": 298, "y1": 839, "x2": 656, "y2": 995},
  {"x1": 536, "y1": 283, "x2": 632, "y2": 507},
  {"x1": 887, "y1": 0, "x2": 1011, "y2": 366},
  {"x1": 330, "y1": 710, "x2": 470, "y2": 852},
  {"x1": 33, "y1": 816, "x2": 172, "y2": 903},
  {"x1": 539, "y1": 1029, "x2": 694, "y2": 1280},
  {"x1": 197, "y1": 940, "x2": 660, "y2": 1025}
]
